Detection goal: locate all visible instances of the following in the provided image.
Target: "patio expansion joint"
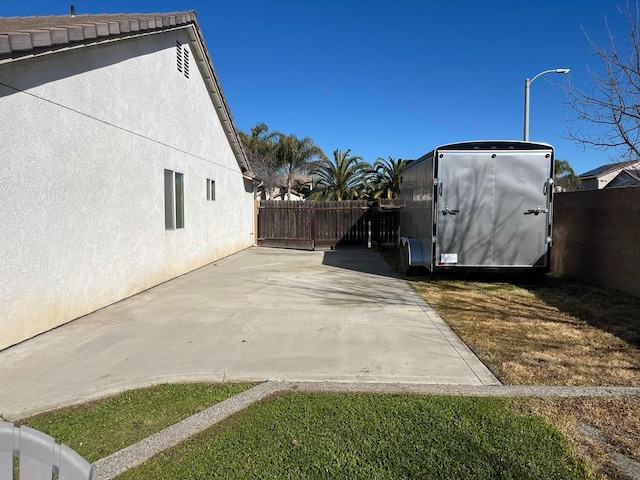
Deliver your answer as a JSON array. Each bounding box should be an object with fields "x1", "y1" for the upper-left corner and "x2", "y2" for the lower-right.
[{"x1": 90, "y1": 381, "x2": 640, "y2": 480}]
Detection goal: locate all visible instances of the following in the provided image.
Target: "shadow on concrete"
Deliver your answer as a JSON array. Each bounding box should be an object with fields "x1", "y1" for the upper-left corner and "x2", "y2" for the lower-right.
[{"x1": 320, "y1": 247, "x2": 399, "y2": 279}]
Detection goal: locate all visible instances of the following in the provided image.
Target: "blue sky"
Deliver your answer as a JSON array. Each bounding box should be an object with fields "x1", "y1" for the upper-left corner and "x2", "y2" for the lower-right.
[{"x1": 2, "y1": 1, "x2": 630, "y2": 174}]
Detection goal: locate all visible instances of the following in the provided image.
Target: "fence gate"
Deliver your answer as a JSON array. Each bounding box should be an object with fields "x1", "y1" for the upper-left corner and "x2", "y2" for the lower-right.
[{"x1": 257, "y1": 200, "x2": 400, "y2": 250}]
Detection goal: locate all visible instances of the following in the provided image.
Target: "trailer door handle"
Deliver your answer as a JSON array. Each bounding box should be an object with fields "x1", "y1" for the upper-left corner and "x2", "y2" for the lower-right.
[
  {"x1": 440, "y1": 207, "x2": 459, "y2": 216},
  {"x1": 524, "y1": 206, "x2": 548, "y2": 216}
]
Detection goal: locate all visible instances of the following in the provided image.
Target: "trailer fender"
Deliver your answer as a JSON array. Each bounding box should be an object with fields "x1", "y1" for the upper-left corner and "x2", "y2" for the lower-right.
[{"x1": 399, "y1": 237, "x2": 425, "y2": 274}]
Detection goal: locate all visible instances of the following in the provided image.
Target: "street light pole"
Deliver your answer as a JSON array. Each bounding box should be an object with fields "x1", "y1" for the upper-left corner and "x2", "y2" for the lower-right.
[{"x1": 523, "y1": 67, "x2": 570, "y2": 141}]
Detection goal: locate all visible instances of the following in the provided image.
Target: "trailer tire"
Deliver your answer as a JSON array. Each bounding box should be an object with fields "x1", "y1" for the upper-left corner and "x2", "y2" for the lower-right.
[{"x1": 399, "y1": 238, "x2": 417, "y2": 276}]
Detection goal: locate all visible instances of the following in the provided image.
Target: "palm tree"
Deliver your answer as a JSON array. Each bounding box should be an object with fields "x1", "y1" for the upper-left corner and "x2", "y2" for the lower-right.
[
  {"x1": 275, "y1": 134, "x2": 325, "y2": 200},
  {"x1": 554, "y1": 159, "x2": 582, "y2": 192},
  {"x1": 371, "y1": 156, "x2": 409, "y2": 199},
  {"x1": 238, "y1": 123, "x2": 282, "y2": 198},
  {"x1": 309, "y1": 149, "x2": 371, "y2": 200},
  {"x1": 238, "y1": 122, "x2": 280, "y2": 165}
]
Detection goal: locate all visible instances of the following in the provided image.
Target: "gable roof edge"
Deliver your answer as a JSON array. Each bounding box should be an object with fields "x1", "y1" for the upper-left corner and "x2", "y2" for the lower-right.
[
  {"x1": 579, "y1": 159, "x2": 640, "y2": 179},
  {"x1": 184, "y1": 18, "x2": 252, "y2": 176}
]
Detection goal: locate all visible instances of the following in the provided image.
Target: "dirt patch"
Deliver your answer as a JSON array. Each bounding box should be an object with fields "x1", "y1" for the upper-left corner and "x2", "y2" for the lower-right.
[
  {"x1": 517, "y1": 397, "x2": 640, "y2": 480},
  {"x1": 410, "y1": 277, "x2": 640, "y2": 386}
]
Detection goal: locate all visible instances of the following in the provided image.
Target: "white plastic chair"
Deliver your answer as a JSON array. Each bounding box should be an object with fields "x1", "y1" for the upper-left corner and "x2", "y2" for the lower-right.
[{"x1": 0, "y1": 421, "x2": 92, "y2": 480}]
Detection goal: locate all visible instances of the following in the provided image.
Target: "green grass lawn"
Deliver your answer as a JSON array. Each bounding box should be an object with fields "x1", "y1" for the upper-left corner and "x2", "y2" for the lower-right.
[
  {"x1": 118, "y1": 392, "x2": 593, "y2": 480},
  {"x1": 19, "y1": 382, "x2": 255, "y2": 462}
]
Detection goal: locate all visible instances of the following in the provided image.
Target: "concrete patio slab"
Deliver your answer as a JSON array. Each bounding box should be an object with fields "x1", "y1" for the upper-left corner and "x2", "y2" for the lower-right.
[{"x1": 0, "y1": 247, "x2": 499, "y2": 420}]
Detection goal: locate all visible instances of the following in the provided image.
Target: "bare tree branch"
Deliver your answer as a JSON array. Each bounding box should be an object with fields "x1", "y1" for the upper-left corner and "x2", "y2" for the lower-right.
[{"x1": 565, "y1": 1, "x2": 640, "y2": 159}]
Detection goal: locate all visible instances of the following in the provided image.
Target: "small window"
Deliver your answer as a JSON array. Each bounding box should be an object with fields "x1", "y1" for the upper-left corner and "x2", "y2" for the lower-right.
[
  {"x1": 207, "y1": 178, "x2": 216, "y2": 201},
  {"x1": 175, "y1": 172, "x2": 184, "y2": 228},
  {"x1": 165, "y1": 169, "x2": 184, "y2": 229}
]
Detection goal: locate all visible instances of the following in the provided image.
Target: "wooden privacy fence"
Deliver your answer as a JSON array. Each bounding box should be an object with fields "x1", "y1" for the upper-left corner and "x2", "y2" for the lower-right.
[{"x1": 257, "y1": 200, "x2": 400, "y2": 250}]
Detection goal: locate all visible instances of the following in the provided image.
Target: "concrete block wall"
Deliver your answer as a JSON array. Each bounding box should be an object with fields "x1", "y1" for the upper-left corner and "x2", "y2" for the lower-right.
[{"x1": 552, "y1": 186, "x2": 640, "y2": 297}]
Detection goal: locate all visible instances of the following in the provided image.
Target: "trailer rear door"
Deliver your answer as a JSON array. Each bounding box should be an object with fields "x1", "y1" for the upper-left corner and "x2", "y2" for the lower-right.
[
  {"x1": 493, "y1": 151, "x2": 552, "y2": 266},
  {"x1": 435, "y1": 149, "x2": 552, "y2": 267}
]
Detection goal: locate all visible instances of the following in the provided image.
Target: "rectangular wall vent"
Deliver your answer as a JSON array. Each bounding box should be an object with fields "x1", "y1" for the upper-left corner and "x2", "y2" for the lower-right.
[
  {"x1": 176, "y1": 41, "x2": 183, "y2": 73},
  {"x1": 183, "y1": 48, "x2": 190, "y2": 78}
]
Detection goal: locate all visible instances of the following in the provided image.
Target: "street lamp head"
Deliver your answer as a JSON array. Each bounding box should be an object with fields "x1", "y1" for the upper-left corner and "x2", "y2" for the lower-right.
[{"x1": 524, "y1": 66, "x2": 571, "y2": 141}]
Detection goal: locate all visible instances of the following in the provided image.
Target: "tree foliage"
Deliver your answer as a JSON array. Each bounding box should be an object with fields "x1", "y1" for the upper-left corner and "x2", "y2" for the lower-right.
[
  {"x1": 371, "y1": 157, "x2": 409, "y2": 199},
  {"x1": 238, "y1": 122, "x2": 281, "y2": 197},
  {"x1": 239, "y1": 124, "x2": 325, "y2": 200},
  {"x1": 308, "y1": 149, "x2": 371, "y2": 200},
  {"x1": 275, "y1": 134, "x2": 325, "y2": 200},
  {"x1": 554, "y1": 159, "x2": 582, "y2": 192},
  {"x1": 240, "y1": 123, "x2": 409, "y2": 201},
  {"x1": 566, "y1": 3, "x2": 640, "y2": 159}
]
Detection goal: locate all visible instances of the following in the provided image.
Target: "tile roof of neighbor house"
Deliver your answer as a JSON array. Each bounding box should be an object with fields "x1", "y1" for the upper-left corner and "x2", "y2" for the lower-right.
[
  {"x1": 0, "y1": 10, "x2": 253, "y2": 176},
  {"x1": 579, "y1": 159, "x2": 639, "y2": 178}
]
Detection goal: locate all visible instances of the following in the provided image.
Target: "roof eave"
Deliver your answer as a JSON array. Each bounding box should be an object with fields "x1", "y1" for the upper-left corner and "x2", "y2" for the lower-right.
[{"x1": 185, "y1": 21, "x2": 252, "y2": 174}]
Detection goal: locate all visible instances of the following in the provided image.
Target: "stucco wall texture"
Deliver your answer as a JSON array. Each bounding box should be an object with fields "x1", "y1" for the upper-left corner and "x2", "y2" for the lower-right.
[
  {"x1": 0, "y1": 29, "x2": 254, "y2": 350},
  {"x1": 552, "y1": 186, "x2": 640, "y2": 298}
]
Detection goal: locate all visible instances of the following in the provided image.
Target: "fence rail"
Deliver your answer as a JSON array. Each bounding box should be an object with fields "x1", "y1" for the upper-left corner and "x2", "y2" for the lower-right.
[{"x1": 257, "y1": 200, "x2": 400, "y2": 250}]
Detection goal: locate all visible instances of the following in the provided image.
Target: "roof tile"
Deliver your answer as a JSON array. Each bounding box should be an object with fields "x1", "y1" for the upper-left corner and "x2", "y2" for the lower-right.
[
  {"x1": 117, "y1": 20, "x2": 129, "y2": 34},
  {"x1": 65, "y1": 25, "x2": 84, "y2": 42},
  {"x1": 81, "y1": 24, "x2": 97, "y2": 39},
  {"x1": 0, "y1": 11, "x2": 196, "y2": 56},
  {"x1": 8, "y1": 31, "x2": 32, "y2": 50},
  {"x1": 106, "y1": 22, "x2": 120, "y2": 35},
  {"x1": 0, "y1": 35, "x2": 9, "y2": 54},
  {"x1": 49, "y1": 27, "x2": 69, "y2": 44},
  {"x1": 22, "y1": 30, "x2": 51, "y2": 48},
  {"x1": 94, "y1": 23, "x2": 109, "y2": 37}
]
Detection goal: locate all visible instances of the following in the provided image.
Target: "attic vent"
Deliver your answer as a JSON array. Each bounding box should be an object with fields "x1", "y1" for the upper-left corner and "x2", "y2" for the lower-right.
[
  {"x1": 176, "y1": 41, "x2": 183, "y2": 73},
  {"x1": 176, "y1": 42, "x2": 190, "y2": 79},
  {"x1": 183, "y1": 48, "x2": 190, "y2": 78}
]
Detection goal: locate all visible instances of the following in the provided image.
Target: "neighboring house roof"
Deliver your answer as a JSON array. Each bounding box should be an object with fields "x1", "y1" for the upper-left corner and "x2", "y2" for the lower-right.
[
  {"x1": 603, "y1": 169, "x2": 640, "y2": 188},
  {"x1": 0, "y1": 10, "x2": 253, "y2": 176},
  {"x1": 579, "y1": 159, "x2": 639, "y2": 179}
]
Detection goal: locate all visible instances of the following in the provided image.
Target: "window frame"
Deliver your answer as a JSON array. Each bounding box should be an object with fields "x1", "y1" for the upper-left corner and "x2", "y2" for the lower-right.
[
  {"x1": 165, "y1": 169, "x2": 185, "y2": 230},
  {"x1": 207, "y1": 178, "x2": 216, "y2": 201}
]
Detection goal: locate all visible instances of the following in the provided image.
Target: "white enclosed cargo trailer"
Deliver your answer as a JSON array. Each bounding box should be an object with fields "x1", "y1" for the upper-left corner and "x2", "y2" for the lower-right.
[{"x1": 398, "y1": 140, "x2": 554, "y2": 273}]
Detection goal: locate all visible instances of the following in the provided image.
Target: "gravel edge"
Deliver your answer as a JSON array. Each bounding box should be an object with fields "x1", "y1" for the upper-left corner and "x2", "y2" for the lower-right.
[{"x1": 92, "y1": 381, "x2": 640, "y2": 480}]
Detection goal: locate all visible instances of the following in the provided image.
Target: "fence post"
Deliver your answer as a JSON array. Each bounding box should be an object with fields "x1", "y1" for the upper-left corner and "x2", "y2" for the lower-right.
[{"x1": 311, "y1": 204, "x2": 316, "y2": 251}]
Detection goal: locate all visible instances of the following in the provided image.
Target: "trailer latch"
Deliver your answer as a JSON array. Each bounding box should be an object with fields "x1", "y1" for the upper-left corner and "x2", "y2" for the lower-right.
[
  {"x1": 524, "y1": 206, "x2": 548, "y2": 216},
  {"x1": 440, "y1": 207, "x2": 459, "y2": 216}
]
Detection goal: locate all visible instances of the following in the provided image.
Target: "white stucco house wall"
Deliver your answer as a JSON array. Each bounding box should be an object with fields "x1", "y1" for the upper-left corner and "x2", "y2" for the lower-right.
[{"x1": 0, "y1": 11, "x2": 256, "y2": 350}]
